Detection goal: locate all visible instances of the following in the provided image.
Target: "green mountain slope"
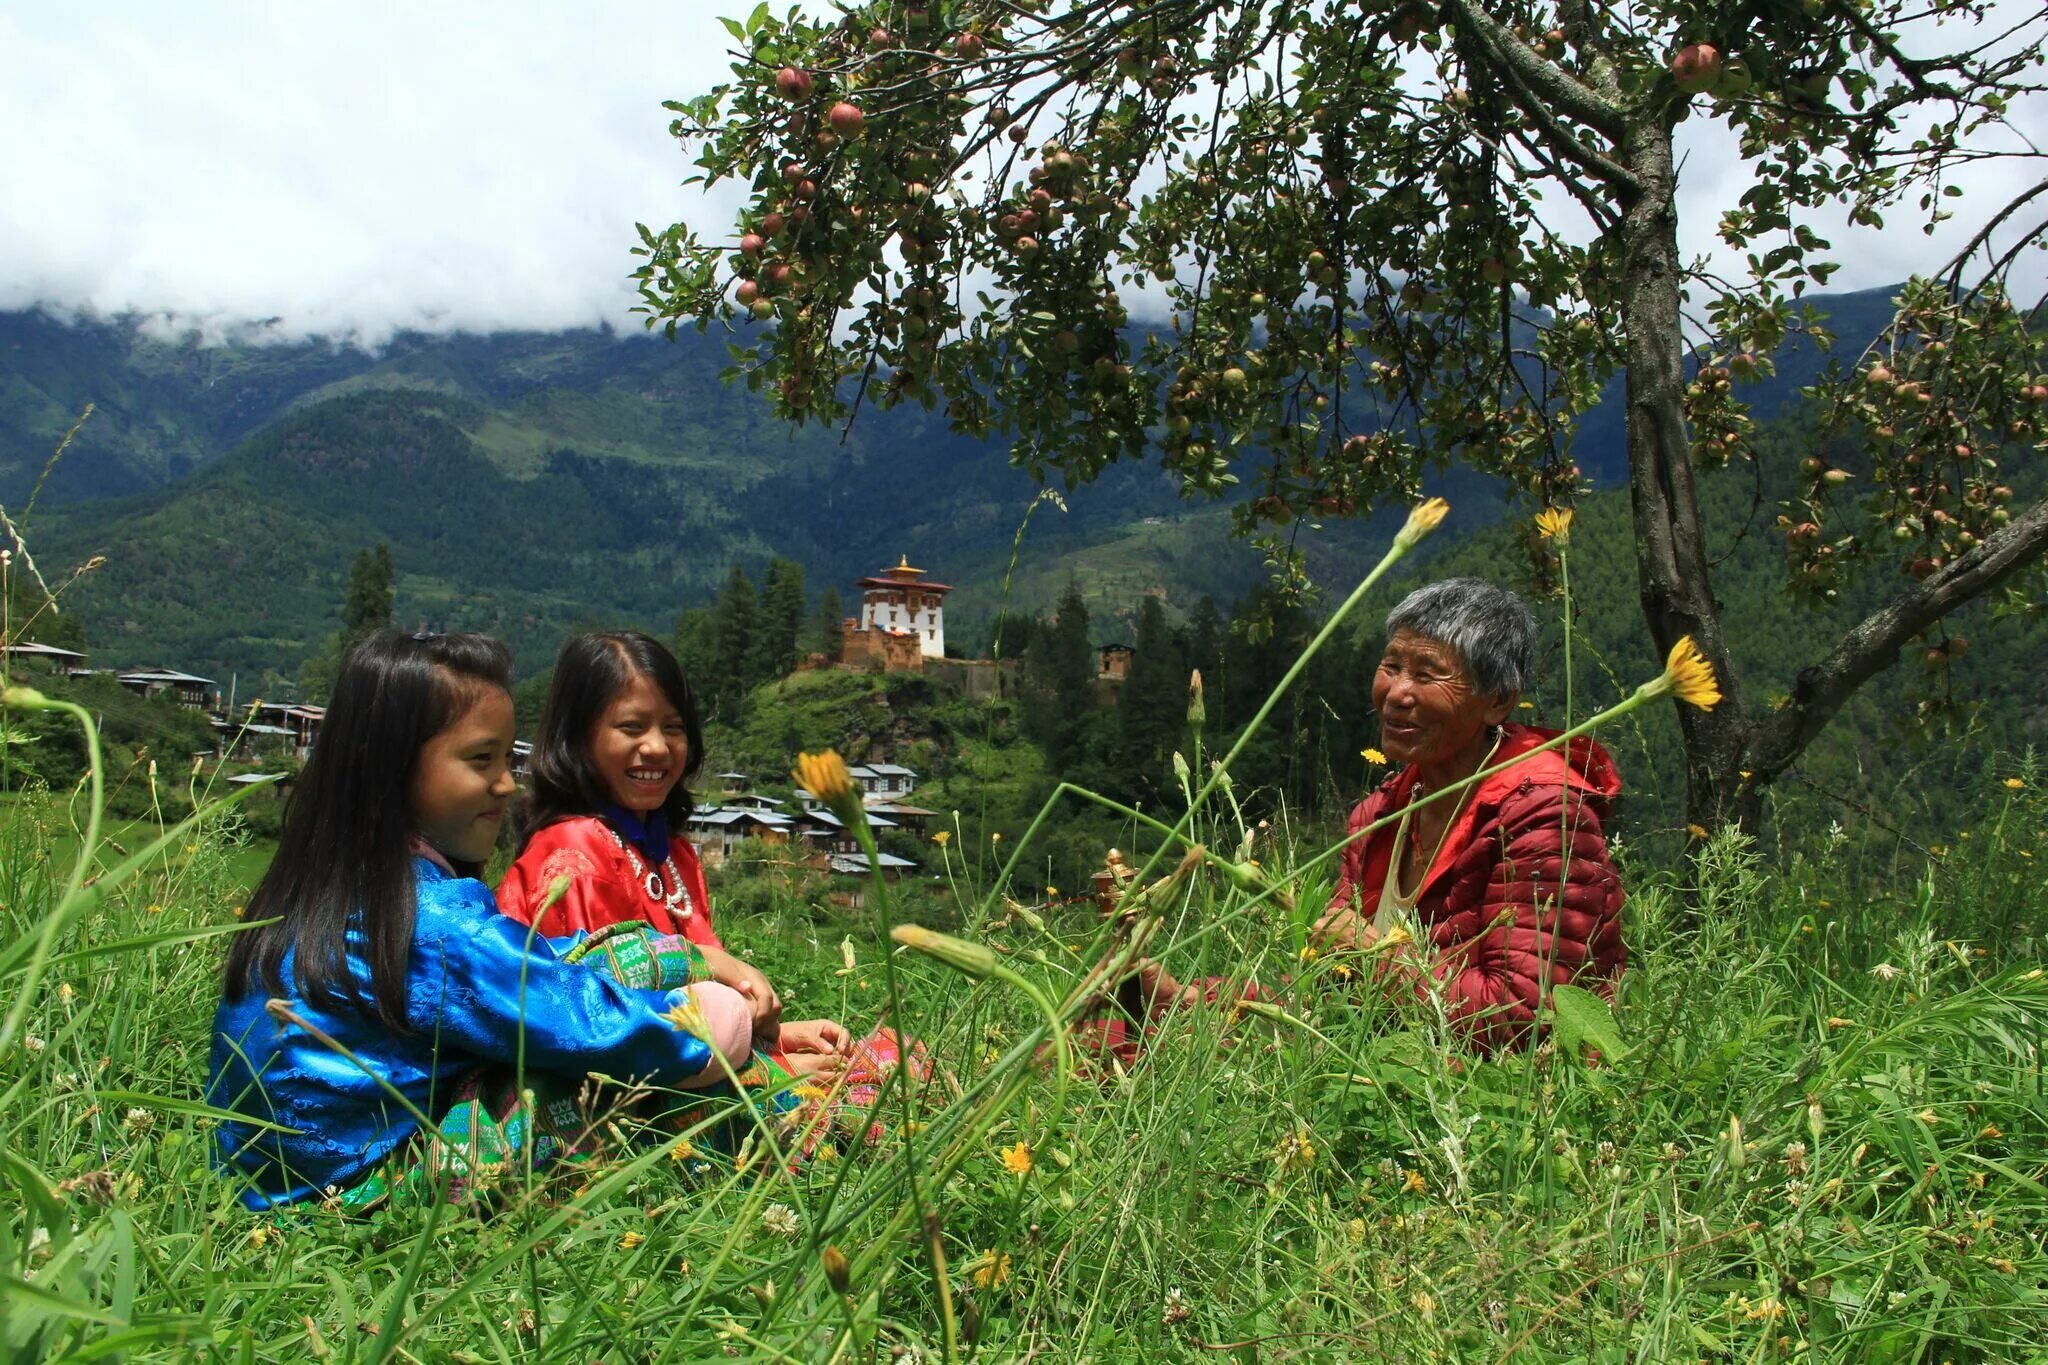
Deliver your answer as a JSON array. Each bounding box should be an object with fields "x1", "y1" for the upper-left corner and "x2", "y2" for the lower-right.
[{"x1": 4, "y1": 286, "x2": 1915, "y2": 682}]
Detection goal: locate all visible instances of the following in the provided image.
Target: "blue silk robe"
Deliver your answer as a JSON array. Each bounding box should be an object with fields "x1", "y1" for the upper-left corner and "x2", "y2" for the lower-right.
[{"x1": 207, "y1": 857, "x2": 710, "y2": 1209}]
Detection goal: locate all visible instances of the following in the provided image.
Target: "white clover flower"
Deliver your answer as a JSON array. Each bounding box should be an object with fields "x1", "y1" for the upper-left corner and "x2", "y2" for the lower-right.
[
  {"x1": 761, "y1": 1203, "x2": 800, "y2": 1239},
  {"x1": 24, "y1": 1035, "x2": 45, "y2": 1054},
  {"x1": 1163, "y1": 1287, "x2": 1190, "y2": 1326},
  {"x1": 123, "y1": 1107, "x2": 155, "y2": 1132},
  {"x1": 1872, "y1": 962, "x2": 1902, "y2": 982}
]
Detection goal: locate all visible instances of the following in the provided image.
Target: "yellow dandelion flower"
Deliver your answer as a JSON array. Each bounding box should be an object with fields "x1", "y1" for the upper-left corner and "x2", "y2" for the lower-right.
[
  {"x1": 2004, "y1": 777, "x2": 2025, "y2": 790},
  {"x1": 1403, "y1": 1168, "x2": 1428, "y2": 1195},
  {"x1": 1361, "y1": 747, "x2": 1388, "y2": 765},
  {"x1": 668, "y1": 1138, "x2": 698, "y2": 1163},
  {"x1": 248, "y1": 1223, "x2": 273, "y2": 1250},
  {"x1": 1000, "y1": 1141, "x2": 1033, "y2": 1177},
  {"x1": 1517, "y1": 700, "x2": 1535, "y2": 709},
  {"x1": 991, "y1": 831, "x2": 1002, "y2": 843},
  {"x1": 1534, "y1": 506, "x2": 1574, "y2": 545},
  {"x1": 620, "y1": 1231, "x2": 645, "y2": 1250},
  {"x1": 1826, "y1": 1016, "x2": 1855, "y2": 1029},
  {"x1": 1395, "y1": 497, "x2": 1451, "y2": 551},
  {"x1": 1667, "y1": 636, "x2": 1723, "y2": 710},
  {"x1": 1980, "y1": 1123, "x2": 2003, "y2": 1140},
  {"x1": 1374, "y1": 924, "x2": 1413, "y2": 952},
  {"x1": 1968, "y1": 1170, "x2": 1988, "y2": 1190},
  {"x1": 663, "y1": 996, "x2": 709, "y2": 1042},
  {"x1": 971, "y1": 1250, "x2": 1013, "y2": 1289},
  {"x1": 1299, "y1": 944, "x2": 1320, "y2": 964},
  {"x1": 932, "y1": 829, "x2": 952, "y2": 846},
  {"x1": 1687, "y1": 823, "x2": 1710, "y2": 840},
  {"x1": 792, "y1": 750, "x2": 863, "y2": 820},
  {"x1": 1274, "y1": 1129, "x2": 1317, "y2": 1175},
  {"x1": 1046, "y1": 886, "x2": 1059, "y2": 898},
  {"x1": 147, "y1": 904, "x2": 164, "y2": 915}
]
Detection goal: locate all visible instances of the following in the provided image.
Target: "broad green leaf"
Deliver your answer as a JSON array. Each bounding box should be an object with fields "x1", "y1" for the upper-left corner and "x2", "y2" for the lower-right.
[{"x1": 1549, "y1": 984, "x2": 1629, "y2": 1061}]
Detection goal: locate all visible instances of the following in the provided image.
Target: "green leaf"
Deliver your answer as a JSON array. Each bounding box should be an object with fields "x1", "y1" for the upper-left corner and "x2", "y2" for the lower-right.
[
  {"x1": 0, "y1": 1273, "x2": 123, "y2": 1325},
  {"x1": 95, "y1": 1091, "x2": 298, "y2": 1135},
  {"x1": 1548, "y1": 984, "x2": 1629, "y2": 1061}
]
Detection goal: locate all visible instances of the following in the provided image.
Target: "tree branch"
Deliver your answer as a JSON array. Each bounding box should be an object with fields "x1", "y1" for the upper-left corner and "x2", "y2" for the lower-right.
[
  {"x1": 1745, "y1": 495, "x2": 2048, "y2": 781},
  {"x1": 1439, "y1": 0, "x2": 1626, "y2": 142}
]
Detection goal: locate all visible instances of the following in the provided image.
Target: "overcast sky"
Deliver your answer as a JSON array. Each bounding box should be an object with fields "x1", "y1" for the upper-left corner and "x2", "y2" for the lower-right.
[{"x1": 2, "y1": 3, "x2": 2039, "y2": 345}]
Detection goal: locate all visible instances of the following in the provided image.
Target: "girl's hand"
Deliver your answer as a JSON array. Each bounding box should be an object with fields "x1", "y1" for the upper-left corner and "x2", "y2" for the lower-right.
[
  {"x1": 777, "y1": 1017, "x2": 851, "y2": 1057},
  {"x1": 701, "y1": 947, "x2": 783, "y2": 1031}
]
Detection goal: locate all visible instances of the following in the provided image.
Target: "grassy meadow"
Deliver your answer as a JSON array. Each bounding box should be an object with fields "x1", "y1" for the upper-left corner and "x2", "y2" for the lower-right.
[{"x1": 6, "y1": 513, "x2": 2048, "y2": 1361}]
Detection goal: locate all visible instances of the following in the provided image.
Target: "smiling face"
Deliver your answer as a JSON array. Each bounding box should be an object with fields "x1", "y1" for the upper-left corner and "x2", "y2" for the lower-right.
[
  {"x1": 407, "y1": 685, "x2": 518, "y2": 864},
  {"x1": 590, "y1": 670, "x2": 690, "y2": 813},
  {"x1": 1371, "y1": 628, "x2": 1514, "y2": 772}
]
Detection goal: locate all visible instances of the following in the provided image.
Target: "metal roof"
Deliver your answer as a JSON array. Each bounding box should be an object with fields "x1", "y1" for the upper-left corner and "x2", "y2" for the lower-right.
[
  {"x1": 2, "y1": 641, "x2": 86, "y2": 660},
  {"x1": 827, "y1": 852, "x2": 918, "y2": 874},
  {"x1": 118, "y1": 669, "x2": 216, "y2": 686}
]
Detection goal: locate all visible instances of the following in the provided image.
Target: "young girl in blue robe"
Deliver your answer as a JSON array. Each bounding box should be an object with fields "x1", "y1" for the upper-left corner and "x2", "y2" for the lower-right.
[{"x1": 207, "y1": 630, "x2": 748, "y2": 1211}]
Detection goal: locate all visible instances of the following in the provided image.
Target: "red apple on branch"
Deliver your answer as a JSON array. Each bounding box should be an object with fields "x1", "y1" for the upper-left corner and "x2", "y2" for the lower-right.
[
  {"x1": 775, "y1": 67, "x2": 813, "y2": 101},
  {"x1": 1670, "y1": 43, "x2": 1722, "y2": 95},
  {"x1": 828, "y1": 101, "x2": 866, "y2": 136}
]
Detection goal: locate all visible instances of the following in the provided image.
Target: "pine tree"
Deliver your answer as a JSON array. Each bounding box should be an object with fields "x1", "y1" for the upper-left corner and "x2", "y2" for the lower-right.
[
  {"x1": 1119, "y1": 595, "x2": 1186, "y2": 798},
  {"x1": 753, "y1": 557, "x2": 806, "y2": 682},
  {"x1": 342, "y1": 544, "x2": 395, "y2": 645},
  {"x1": 706, "y1": 565, "x2": 759, "y2": 718},
  {"x1": 807, "y1": 584, "x2": 844, "y2": 660},
  {"x1": 1029, "y1": 579, "x2": 1096, "y2": 769},
  {"x1": 298, "y1": 543, "x2": 395, "y2": 700},
  {"x1": 673, "y1": 604, "x2": 717, "y2": 695}
]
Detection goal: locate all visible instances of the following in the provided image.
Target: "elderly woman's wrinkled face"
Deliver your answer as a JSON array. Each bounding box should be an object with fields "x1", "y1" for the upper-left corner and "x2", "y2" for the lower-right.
[{"x1": 1372, "y1": 629, "x2": 1512, "y2": 770}]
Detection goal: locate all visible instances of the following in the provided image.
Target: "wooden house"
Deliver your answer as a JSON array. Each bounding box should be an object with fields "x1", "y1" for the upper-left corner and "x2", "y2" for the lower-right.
[{"x1": 117, "y1": 669, "x2": 216, "y2": 710}]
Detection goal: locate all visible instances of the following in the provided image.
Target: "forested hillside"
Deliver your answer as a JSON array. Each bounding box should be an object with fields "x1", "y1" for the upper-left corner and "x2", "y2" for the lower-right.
[{"x1": 6, "y1": 287, "x2": 1904, "y2": 685}]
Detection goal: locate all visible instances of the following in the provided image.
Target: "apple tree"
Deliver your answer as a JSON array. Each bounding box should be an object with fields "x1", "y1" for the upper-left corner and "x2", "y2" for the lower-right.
[{"x1": 634, "y1": 0, "x2": 2048, "y2": 825}]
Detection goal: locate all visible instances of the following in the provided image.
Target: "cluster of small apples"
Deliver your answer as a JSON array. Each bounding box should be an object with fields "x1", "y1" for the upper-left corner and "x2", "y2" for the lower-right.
[
  {"x1": 1781, "y1": 288, "x2": 2040, "y2": 603},
  {"x1": 1683, "y1": 360, "x2": 1757, "y2": 470},
  {"x1": 980, "y1": 142, "x2": 1112, "y2": 264},
  {"x1": 1113, "y1": 43, "x2": 1184, "y2": 98}
]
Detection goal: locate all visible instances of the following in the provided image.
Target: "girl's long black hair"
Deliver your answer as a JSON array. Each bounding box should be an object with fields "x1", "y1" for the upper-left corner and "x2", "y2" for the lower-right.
[
  {"x1": 515, "y1": 631, "x2": 704, "y2": 851},
  {"x1": 224, "y1": 630, "x2": 514, "y2": 1030}
]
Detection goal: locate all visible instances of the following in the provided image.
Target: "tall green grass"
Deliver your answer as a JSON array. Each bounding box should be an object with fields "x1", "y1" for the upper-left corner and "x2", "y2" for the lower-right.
[{"x1": 5, "y1": 508, "x2": 2047, "y2": 1359}]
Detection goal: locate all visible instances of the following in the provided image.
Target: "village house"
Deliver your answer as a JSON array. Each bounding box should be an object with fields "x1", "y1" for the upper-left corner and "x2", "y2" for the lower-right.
[
  {"x1": 684, "y1": 805, "x2": 796, "y2": 868},
  {"x1": 1098, "y1": 643, "x2": 1134, "y2": 681},
  {"x1": 848, "y1": 762, "x2": 918, "y2": 798},
  {"x1": 1, "y1": 641, "x2": 88, "y2": 675},
  {"x1": 117, "y1": 668, "x2": 216, "y2": 710}
]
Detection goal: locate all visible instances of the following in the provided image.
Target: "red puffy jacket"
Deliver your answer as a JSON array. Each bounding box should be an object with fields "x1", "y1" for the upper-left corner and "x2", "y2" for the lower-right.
[{"x1": 1330, "y1": 724, "x2": 1625, "y2": 1051}]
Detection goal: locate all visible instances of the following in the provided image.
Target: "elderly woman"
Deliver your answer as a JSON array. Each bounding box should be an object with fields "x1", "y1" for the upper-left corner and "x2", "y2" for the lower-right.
[{"x1": 1314, "y1": 577, "x2": 1625, "y2": 1049}]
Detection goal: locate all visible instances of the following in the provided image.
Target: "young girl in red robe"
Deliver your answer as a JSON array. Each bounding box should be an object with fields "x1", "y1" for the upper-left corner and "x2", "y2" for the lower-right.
[{"x1": 498, "y1": 631, "x2": 925, "y2": 1148}]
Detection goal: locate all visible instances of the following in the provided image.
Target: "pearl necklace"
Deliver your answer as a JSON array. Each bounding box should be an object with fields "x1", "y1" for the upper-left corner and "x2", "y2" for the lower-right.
[{"x1": 601, "y1": 821, "x2": 695, "y2": 931}]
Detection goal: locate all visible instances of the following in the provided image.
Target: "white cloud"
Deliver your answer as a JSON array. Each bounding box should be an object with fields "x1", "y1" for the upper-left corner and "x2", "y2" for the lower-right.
[
  {"x1": 0, "y1": 2, "x2": 749, "y2": 344},
  {"x1": 0, "y1": 3, "x2": 2038, "y2": 346}
]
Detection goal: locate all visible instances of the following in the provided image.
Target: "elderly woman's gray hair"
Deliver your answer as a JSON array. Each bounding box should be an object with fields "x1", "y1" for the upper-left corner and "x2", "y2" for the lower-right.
[{"x1": 1384, "y1": 578, "x2": 1538, "y2": 698}]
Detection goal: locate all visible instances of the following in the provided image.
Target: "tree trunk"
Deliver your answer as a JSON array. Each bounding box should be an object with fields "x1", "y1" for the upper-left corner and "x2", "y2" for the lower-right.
[{"x1": 1615, "y1": 115, "x2": 1751, "y2": 826}]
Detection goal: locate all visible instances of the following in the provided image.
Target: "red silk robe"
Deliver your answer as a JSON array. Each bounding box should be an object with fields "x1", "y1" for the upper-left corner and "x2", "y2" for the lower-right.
[{"x1": 497, "y1": 815, "x2": 725, "y2": 951}]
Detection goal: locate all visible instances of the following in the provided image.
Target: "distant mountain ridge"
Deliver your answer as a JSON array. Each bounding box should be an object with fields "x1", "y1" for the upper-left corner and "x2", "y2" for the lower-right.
[{"x1": 2, "y1": 288, "x2": 1905, "y2": 683}]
